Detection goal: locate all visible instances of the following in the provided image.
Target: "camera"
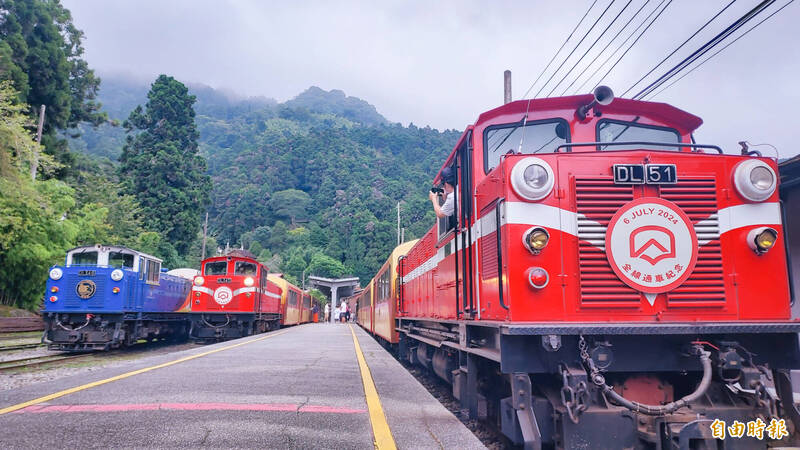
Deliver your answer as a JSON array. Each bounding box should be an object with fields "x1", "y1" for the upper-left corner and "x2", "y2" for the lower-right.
[{"x1": 430, "y1": 186, "x2": 444, "y2": 194}]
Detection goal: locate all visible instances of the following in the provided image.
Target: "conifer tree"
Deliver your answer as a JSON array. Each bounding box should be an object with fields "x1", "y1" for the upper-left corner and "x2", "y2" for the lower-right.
[{"x1": 119, "y1": 75, "x2": 211, "y2": 256}]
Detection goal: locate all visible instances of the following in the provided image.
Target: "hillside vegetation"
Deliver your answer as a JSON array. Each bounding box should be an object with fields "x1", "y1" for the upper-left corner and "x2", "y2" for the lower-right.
[{"x1": 72, "y1": 77, "x2": 461, "y2": 285}]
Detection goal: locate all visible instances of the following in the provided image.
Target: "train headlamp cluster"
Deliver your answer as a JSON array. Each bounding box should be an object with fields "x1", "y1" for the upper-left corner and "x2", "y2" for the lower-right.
[
  {"x1": 523, "y1": 227, "x2": 550, "y2": 254},
  {"x1": 511, "y1": 157, "x2": 555, "y2": 201},
  {"x1": 110, "y1": 269, "x2": 124, "y2": 281},
  {"x1": 747, "y1": 227, "x2": 778, "y2": 254},
  {"x1": 49, "y1": 267, "x2": 63, "y2": 281},
  {"x1": 194, "y1": 276, "x2": 205, "y2": 286},
  {"x1": 733, "y1": 160, "x2": 776, "y2": 202},
  {"x1": 244, "y1": 276, "x2": 255, "y2": 287}
]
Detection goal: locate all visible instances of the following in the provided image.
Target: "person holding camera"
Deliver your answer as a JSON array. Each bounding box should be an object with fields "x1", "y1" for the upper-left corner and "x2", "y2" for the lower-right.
[{"x1": 428, "y1": 167, "x2": 456, "y2": 219}]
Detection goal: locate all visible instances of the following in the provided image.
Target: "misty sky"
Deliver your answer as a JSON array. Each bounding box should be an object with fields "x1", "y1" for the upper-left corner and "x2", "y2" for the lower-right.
[{"x1": 62, "y1": 0, "x2": 799, "y2": 157}]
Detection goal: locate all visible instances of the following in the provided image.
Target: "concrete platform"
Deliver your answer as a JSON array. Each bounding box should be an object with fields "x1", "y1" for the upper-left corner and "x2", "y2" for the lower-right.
[{"x1": 0, "y1": 323, "x2": 484, "y2": 449}]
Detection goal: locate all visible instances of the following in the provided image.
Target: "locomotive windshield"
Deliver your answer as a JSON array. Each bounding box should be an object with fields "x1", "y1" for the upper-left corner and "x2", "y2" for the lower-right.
[
  {"x1": 109, "y1": 252, "x2": 134, "y2": 268},
  {"x1": 234, "y1": 261, "x2": 257, "y2": 276},
  {"x1": 484, "y1": 119, "x2": 569, "y2": 172},
  {"x1": 204, "y1": 261, "x2": 227, "y2": 275},
  {"x1": 597, "y1": 119, "x2": 680, "y2": 151},
  {"x1": 72, "y1": 251, "x2": 98, "y2": 266}
]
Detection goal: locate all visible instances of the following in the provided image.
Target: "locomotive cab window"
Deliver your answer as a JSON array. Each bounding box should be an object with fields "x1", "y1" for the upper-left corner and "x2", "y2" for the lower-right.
[
  {"x1": 484, "y1": 119, "x2": 569, "y2": 172},
  {"x1": 597, "y1": 119, "x2": 680, "y2": 151},
  {"x1": 204, "y1": 261, "x2": 227, "y2": 276},
  {"x1": 109, "y1": 252, "x2": 134, "y2": 269},
  {"x1": 72, "y1": 251, "x2": 98, "y2": 266},
  {"x1": 234, "y1": 261, "x2": 257, "y2": 276},
  {"x1": 145, "y1": 259, "x2": 161, "y2": 285}
]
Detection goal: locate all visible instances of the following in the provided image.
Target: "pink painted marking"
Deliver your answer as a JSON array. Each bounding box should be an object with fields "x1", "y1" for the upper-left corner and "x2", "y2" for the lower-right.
[{"x1": 14, "y1": 403, "x2": 366, "y2": 414}]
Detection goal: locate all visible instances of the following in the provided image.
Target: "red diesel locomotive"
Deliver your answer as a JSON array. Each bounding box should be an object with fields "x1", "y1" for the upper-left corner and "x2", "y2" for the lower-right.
[
  {"x1": 391, "y1": 87, "x2": 800, "y2": 448},
  {"x1": 186, "y1": 253, "x2": 283, "y2": 340}
]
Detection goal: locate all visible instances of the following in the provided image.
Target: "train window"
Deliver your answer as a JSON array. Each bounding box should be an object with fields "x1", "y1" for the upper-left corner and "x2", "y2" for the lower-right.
[
  {"x1": 204, "y1": 261, "x2": 227, "y2": 276},
  {"x1": 484, "y1": 119, "x2": 569, "y2": 172},
  {"x1": 109, "y1": 252, "x2": 134, "y2": 269},
  {"x1": 303, "y1": 295, "x2": 311, "y2": 308},
  {"x1": 139, "y1": 257, "x2": 145, "y2": 279},
  {"x1": 72, "y1": 251, "x2": 98, "y2": 266},
  {"x1": 234, "y1": 261, "x2": 257, "y2": 276},
  {"x1": 145, "y1": 260, "x2": 161, "y2": 284},
  {"x1": 289, "y1": 290, "x2": 298, "y2": 306},
  {"x1": 597, "y1": 119, "x2": 680, "y2": 151}
]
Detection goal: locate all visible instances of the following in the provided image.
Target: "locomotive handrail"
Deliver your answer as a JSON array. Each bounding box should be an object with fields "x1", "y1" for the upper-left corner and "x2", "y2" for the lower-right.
[
  {"x1": 554, "y1": 141, "x2": 724, "y2": 154},
  {"x1": 495, "y1": 199, "x2": 509, "y2": 311}
]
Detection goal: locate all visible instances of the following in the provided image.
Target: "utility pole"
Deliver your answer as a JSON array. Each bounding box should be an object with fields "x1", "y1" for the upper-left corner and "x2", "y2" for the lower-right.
[
  {"x1": 397, "y1": 202, "x2": 401, "y2": 246},
  {"x1": 401, "y1": 227, "x2": 405, "y2": 244},
  {"x1": 504, "y1": 70, "x2": 512, "y2": 105},
  {"x1": 31, "y1": 105, "x2": 45, "y2": 181},
  {"x1": 201, "y1": 212, "x2": 208, "y2": 259}
]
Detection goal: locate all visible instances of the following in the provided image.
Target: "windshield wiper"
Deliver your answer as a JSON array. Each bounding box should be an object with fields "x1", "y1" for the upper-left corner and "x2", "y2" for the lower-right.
[{"x1": 489, "y1": 115, "x2": 527, "y2": 155}]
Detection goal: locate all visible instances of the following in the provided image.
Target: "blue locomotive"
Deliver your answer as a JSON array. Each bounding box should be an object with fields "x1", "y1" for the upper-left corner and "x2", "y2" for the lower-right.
[{"x1": 42, "y1": 245, "x2": 192, "y2": 351}]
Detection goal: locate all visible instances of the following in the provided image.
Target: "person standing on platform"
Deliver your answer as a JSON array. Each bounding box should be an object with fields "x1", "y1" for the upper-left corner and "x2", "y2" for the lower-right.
[
  {"x1": 324, "y1": 302, "x2": 330, "y2": 322},
  {"x1": 334, "y1": 305, "x2": 340, "y2": 323}
]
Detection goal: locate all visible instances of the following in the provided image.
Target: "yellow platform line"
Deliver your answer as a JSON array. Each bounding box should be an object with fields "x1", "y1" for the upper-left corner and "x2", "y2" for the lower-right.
[
  {"x1": 0, "y1": 328, "x2": 292, "y2": 416},
  {"x1": 349, "y1": 324, "x2": 397, "y2": 450}
]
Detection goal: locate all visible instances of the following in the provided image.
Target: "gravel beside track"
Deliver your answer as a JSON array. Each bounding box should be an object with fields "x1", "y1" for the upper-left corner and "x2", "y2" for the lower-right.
[{"x1": 0, "y1": 340, "x2": 202, "y2": 391}]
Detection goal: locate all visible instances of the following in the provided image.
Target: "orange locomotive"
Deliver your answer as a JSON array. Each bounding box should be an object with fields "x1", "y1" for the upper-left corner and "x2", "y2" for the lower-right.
[
  {"x1": 386, "y1": 87, "x2": 799, "y2": 448},
  {"x1": 185, "y1": 254, "x2": 282, "y2": 340}
]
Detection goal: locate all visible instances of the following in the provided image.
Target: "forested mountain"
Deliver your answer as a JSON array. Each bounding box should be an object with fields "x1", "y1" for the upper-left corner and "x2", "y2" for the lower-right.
[
  {"x1": 0, "y1": 0, "x2": 461, "y2": 310},
  {"x1": 71, "y1": 75, "x2": 461, "y2": 284}
]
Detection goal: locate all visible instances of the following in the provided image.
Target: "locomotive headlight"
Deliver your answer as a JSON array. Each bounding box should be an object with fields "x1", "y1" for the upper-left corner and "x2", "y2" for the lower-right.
[
  {"x1": 110, "y1": 269, "x2": 124, "y2": 281},
  {"x1": 523, "y1": 227, "x2": 549, "y2": 254},
  {"x1": 244, "y1": 276, "x2": 255, "y2": 287},
  {"x1": 747, "y1": 227, "x2": 778, "y2": 254},
  {"x1": 194, "y1": 276, "x2": 205, "y2": 286},
  {"x1": 733, "y1": 160, "x2": 776, "y2": 202},
  {"x1": 49, "y1": 267, "x2": 63, "y2": 280},
  {"x1": 510, "y1": 157, "x2": 555, "y2": 201}
]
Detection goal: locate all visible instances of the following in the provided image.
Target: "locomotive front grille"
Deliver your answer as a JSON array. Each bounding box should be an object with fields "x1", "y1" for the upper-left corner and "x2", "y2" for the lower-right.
[
  {"x1": 575, "y1": 178, "x2": 639, "y2": 306},
  {"x1": 659, "y1": 178, "x2": 725, "y2": 306},
  {"x1": 575, "y1": 176, "x2": 725, "y2": 307}
]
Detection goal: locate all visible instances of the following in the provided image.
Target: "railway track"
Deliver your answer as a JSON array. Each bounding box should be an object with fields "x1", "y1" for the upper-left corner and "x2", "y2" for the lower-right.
[
  {"x1": 0, "y1": 343, "x2": 43, "y2": 352},
  {"x1": 0, "y1": 353, "x2": 91, "y2": 372}
]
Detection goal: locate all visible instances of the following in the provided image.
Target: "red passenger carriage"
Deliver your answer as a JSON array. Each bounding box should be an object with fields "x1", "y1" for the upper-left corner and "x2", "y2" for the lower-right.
[
  {"x1": 186, "y1": 254, "x2": 282, "y2": 340},
  {"x1": 391, "y1": 88, "x2": 800, "y2": 448}
]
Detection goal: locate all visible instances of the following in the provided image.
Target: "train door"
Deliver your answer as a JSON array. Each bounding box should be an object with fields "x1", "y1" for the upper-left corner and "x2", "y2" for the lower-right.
[
  {"x1": 256, "y1": 266, "x2": 266, "y2": 314},
  {"x1": 456, "y1": 132, "x2": 475, "y2": 319}
]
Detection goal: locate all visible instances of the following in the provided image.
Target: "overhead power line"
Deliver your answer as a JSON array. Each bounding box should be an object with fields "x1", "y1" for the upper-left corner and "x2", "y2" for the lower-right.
[
  {"x1": 532, "y1": 0, "x2": 617, "y2": 99},
  {"x1": 644, "y1": 0, "x2": 795, "y2": 100},
  {"x1": 622, "y1": 0, "x2": 738, "y2": 97},
  {"x1": 633, "y1": 0, "x2": 777, "y2": 99},
  {"x1": 521, "y1": 0, "x2": 600, "y2": 99},
  {"x1": 588, "y1": 0, "x2": 674, "y2": 92},
  {"x1": 545, "y1": 0, "x2": 635, "y2": 98},
  {"x1": 560, "y1": 0, "x2": 653, "y2": 96}
]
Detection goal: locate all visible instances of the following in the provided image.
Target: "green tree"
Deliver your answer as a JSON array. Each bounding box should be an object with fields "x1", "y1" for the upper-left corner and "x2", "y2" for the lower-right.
[
  {"x1": 119, "y1": 75, "x2": 211, "y2": 255},
  {"x1": 307, "y1": 252, "x2": 346, "y2": 279},
  {"x1": 0, "y1": 81, "x2": 107, "y2": 309},
  {"x1": 269, "y1": 189, "x2": 311, "y2": 224}
]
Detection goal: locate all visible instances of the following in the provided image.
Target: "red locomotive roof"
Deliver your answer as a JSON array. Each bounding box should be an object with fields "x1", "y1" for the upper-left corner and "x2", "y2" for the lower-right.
[{"x1": 476, "y1": 95, "x2": 703, "y2": 133}]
